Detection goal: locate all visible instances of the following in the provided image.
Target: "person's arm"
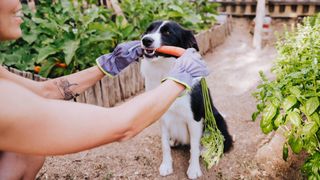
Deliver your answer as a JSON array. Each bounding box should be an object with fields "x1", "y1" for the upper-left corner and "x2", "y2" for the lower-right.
[
  {"x1": 0, "y1": 66, "x2": 105, "y2": 100},
  {"x1": 0, "y1": 79, "x2": 184, "y2": 155}
]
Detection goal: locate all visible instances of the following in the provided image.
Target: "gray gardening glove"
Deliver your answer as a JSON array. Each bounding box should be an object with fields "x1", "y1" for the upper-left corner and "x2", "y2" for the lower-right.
[
  {"x1": 96, "y1": 40, "x2": 143, "y2": 76},
  {"x1": 162, "y1": 48, "x2": 209, "y2": 92}
]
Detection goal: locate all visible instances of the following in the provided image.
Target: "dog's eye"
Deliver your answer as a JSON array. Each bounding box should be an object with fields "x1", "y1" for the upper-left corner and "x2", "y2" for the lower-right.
[{"x1": 163, "y1": 31, "x2": 170, "y2": 35}]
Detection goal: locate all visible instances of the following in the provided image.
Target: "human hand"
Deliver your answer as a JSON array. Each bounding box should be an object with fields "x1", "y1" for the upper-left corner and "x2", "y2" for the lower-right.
[{"x1": 96, "y1": 41, "x2": 143, "y2": 76}]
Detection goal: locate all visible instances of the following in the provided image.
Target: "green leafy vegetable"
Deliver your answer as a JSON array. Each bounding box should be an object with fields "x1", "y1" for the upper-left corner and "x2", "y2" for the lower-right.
[
  {"x1": 200, "y1": 78, "x2": 224, "y2": 169},
  {"x1": 253, "y1": 14, "x2": 320, "y2": 179}
]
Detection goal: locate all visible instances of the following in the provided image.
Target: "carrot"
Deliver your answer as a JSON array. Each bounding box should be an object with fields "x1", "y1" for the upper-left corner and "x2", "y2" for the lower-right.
[
  {"x1": 34, "y1": 66, "x2": 41, "y2": 74},
  {"x1": 55, "y1": 62, "x2": 67, "y2": 68},
  {"x1": 156, "y1": 46, "x2": 186, "y2": 57}
]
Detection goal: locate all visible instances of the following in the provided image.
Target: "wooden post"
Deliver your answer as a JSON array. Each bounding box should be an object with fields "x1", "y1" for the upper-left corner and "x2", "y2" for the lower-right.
[
  {"x1": 107, "y1": 0, "x2": 128, "y2": 25},
  {"x1": 105, "y1": 0, "x2": 112, "y2": 9},
  {"x1": 244, "y1": 4, "x2": 252, "y2": 16},
  {"x1": 253, "y1": 0, "x2": 265, "y2": 50},
  {"x1": 82, "y1": 0, "x2": 88, "y2": 9},
  {"x1": 226, "y1": 5, "x2": 233, "y2": 15},
  {"x1": 27, "y1": 0, "x2": 36, "y2": 12}
]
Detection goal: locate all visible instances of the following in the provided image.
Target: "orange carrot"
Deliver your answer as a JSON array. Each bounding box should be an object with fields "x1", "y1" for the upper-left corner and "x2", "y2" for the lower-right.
[
  {"x1": 156, "y1": 46, "x2": 186, "y2": 57},
  {"x1": 34, "y1": 66, "x2": 41, "y2": 74},
  {"x1": 55, "y1": 63, "x2": 67, "y2": 68}
]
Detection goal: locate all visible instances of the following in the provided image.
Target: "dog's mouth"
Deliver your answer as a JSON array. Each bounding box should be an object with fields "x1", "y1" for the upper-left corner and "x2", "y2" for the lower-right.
[
  {"x1": 143, "y1": 48, "x2": 157, "y2": 58},
  {"x1": 144, "y1": 48, "x2": 155, "y2": 55}
]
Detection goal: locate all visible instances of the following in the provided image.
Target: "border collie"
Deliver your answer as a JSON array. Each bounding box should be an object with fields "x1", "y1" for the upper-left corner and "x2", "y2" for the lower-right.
[{"x1": 140, "y1": 21, "x2": 232, "y2": 179}]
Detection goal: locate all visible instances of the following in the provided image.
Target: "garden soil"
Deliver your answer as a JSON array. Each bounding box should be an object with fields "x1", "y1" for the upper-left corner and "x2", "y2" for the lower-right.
[{"x1": 37, "y1": 18, "x2": 306, "y2": 180}]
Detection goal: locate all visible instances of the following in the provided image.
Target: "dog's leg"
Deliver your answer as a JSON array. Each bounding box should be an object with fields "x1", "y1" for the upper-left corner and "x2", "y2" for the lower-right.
[
  {"x1": 169, "y1": 138, "x2": 181, "y2": 147},
  {"x1": 159, "y1": 121, "x2": 173, "y2": 176},
  {"x1": 187, "y1": 120, "x2": 203, "y2": 179}
]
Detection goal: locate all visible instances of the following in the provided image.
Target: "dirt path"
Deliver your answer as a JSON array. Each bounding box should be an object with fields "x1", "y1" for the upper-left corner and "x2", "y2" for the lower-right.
[{"x1": 38, "y1": 19, "x2": 304, "y2": 180}]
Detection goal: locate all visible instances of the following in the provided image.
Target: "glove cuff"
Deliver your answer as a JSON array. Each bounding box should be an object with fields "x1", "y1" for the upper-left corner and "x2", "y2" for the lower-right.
[
  {"x1": 96, "y1": 56, "x2": 115, "y2": 77},
  {"x1": 161, "y1": 73, "x2": 192, "y2": 97}
]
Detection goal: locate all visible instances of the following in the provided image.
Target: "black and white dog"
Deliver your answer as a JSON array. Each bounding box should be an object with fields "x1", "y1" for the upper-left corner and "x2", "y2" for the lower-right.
[{"x1": 140, "y1": 21, "x2": 232, "y2": 179}]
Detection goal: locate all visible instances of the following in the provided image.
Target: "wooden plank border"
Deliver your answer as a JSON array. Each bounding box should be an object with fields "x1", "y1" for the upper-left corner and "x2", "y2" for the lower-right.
[{"x1": 216, "y1": 0, "x2": 320, "y2": 18}]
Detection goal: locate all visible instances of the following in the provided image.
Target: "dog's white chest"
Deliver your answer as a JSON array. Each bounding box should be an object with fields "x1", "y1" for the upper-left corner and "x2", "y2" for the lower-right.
[
  {"x1": 140, "y1": 57, "x2": 176, "y2": 90},
  {"x1": 163, "y1": 95, "x2": 194, "y2": 145}
]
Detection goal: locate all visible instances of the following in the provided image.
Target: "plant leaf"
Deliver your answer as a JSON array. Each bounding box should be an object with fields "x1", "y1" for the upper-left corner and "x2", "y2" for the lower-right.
[
  {"x1": 2, "y1": 54, "x2": 21, "y2": 66},
  {"x1": 271, "y1": 97, "x2": 281, "y2": 107},
  {"x1": 62, "y1": 39, "x2": 80, "y2": 65},
  {"x1": 288, "y1": 134, "x2": 303, "y2": 154},
  {"x1": 22, "y1": 32, "x2": 38, "y2": 44},
  {"x1": 302, "y1": 122, "x2": 319, "y2": 139},
  {"x1": 0, "y1": 54, "x2": 4, "y2": 65},
  {"x1": 290, "y1": 86, "x2": 301, "y2": 97},
  {"x1": 261, "y1": 103, "x2": 277, "y2": 127},
  {"x1": 306, "y1": 97, "x2": 319, "y2": 115},
  {"x1": 282, "y1": 95, "x2": 297, "y2": 111},
  {"x1": 252, "y1": 111, "x2": 260, "y2": 121},
  {"x1": 310, "y1": 112, "x2": 320, "y2": 126},
  {"x1": 283, "y1": 143, "x2": 289, "y2": 161},
  {"x1": 286, "y1": 111, "x2": 301, "y2": 127},
  {"x1": 274, "y1": 113, "x2": 284, "y2": 129},
  {"x1": 261, "y1": 123, "x2": 273, "y2": 134},
  {"x1": 168, "y1": 5, "x2": 184, "y2": 13},
  {"x1": 36, "y1": 46, "x2": 59, "y2": 63},
  {"x1": 39, "y1": 60, "x2": 56, "y2": 78}
]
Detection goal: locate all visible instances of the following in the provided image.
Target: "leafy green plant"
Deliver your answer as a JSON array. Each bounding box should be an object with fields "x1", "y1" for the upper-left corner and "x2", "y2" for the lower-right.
[
  {"x1": 253, "y1": 14, "x2": 320, "y2": 179},
  {"x1": 302, "y1": 152, "x2": 320, "y2": 179},
  {"x1": 1, "y1": 0, "x2": 115, "y2": 78},
  {"x1": 0, "y1": 0, "x2": 218, "y2": 78},
  {"x1": 120, "y1": 0, "x2": 219, "y2": 34}
]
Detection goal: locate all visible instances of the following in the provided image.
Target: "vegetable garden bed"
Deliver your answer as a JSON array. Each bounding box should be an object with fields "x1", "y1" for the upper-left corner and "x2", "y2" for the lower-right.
[
  {"x1": 1, "y1": 0, "x2": 232, "y2": 107},
  {"x1": 3, "y1": 16, "x2": 232, "y2": 107}
]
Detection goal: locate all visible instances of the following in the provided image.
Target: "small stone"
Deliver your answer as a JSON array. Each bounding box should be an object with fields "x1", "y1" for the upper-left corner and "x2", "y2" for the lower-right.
[
  {"x1": 250, "y1": 169, "x2": 261, "y2": 176},
  {"x1": 262, "y1": 171, "x2": 268, "y2": 176}
]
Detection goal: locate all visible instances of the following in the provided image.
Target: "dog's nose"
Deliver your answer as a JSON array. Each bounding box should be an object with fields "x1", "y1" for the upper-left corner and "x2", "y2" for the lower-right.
[{"x1": 142, "y1": 37, "x2": 154, "y2": 47}]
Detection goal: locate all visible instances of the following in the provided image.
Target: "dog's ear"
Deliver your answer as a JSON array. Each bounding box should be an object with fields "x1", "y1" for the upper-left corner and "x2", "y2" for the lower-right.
[{"x1": 181, "y1": 30, "x2": 199, "y2": 51}]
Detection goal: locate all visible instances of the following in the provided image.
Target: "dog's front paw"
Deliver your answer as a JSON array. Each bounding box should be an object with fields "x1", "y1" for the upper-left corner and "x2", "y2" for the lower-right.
[
  {"x1": 159, "y1": 162, "x2": 173, "y2": 176},
  {"x1": 169, "y1": 139, "x2": 181, "y2": 147},
  {"x1": 187, "y1": 164, "x2": 202, "y2": 179}
]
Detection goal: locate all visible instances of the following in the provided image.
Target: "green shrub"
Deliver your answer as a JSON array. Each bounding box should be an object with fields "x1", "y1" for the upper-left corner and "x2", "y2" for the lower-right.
[
  {"x1": 120, "y1": 0, "x2": 219, "y2": 34},
  {"x1": 0, "y1": 0, "x2": 218, "y2": 77},
  {"x1": 0, "y1": 0, "x2": 116, "y2": 78},
  {"x1": 253, "y1": 14, "x2": 320, "y2": 179}
]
